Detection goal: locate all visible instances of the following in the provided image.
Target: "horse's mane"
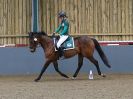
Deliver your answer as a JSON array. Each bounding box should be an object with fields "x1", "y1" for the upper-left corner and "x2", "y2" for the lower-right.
[
  {"x1": 74, "y1": 36, "x2": 80, "y2": 40},
  {"x1": 38, "y1": 31, "x2": 53, "y2": 42},
  {"x1": 38, "y1": 31, "x2": 48, "y2": 36}
]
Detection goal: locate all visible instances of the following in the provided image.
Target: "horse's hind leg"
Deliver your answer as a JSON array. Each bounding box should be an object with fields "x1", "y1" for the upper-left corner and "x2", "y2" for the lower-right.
[
  {"x1": 88, "y1": 56, "x2": 105, "y2": 77},
  {"x1": 72, "y1": 54, "x2": 83, "y2": 78},
  {"x1": 53, "y1": 61, "x2": 69, "y2": 78}
]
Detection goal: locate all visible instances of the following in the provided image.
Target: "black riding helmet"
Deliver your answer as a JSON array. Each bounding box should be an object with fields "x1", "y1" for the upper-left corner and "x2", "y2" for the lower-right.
[{"x1": 58, "y1": 11, "x2": 67, "y2": 18}]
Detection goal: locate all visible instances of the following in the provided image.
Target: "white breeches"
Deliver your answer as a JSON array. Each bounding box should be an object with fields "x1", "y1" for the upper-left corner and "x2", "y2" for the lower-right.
[{"x1": 57, "y1": 35, "x2": 68, "y2": 48}]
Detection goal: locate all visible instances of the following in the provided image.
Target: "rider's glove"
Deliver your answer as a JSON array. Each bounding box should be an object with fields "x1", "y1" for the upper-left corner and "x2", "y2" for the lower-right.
[{"x1": 52, "y1": 32, "x2": 55, "y2": 37}]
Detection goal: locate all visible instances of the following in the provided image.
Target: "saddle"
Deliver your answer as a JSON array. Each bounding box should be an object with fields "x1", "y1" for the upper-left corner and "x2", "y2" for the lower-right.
[{"x1": 53, "y1": 36, "x2": 75, "y2": 51}]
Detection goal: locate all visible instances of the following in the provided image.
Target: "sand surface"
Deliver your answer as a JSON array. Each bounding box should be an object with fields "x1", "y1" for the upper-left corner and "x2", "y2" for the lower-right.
[{"x1": 0, "y1": 74, "x2": 133, "y2": 99}]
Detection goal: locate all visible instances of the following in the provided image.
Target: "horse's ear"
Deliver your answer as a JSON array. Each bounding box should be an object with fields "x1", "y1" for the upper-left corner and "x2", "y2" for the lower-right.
[
  {"x1": 28, "y1": 32, "x2": 31, "y2": 36},
  {"x1": 28, "y1": 32, "x2": 33, "y2": 35},
  {"x1": 28, "y1": 32, "x2": 34, "y2": 37}
]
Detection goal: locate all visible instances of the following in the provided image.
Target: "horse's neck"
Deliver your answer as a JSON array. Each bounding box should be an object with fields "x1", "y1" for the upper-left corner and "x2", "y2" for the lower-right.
[{"x1": 40, "y1": 36, "x2": 53, "y2": 50}]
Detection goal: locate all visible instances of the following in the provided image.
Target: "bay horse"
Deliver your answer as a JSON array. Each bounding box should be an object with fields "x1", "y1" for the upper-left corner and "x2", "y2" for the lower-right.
[{"x1": 28, "y1": 31, "x2": 111, "y2": 82}]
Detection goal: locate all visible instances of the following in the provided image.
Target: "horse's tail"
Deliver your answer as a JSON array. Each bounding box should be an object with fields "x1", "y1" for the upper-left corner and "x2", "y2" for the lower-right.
[{"x1": 92, "y1": 38, "x2": 111, "y2": 68}]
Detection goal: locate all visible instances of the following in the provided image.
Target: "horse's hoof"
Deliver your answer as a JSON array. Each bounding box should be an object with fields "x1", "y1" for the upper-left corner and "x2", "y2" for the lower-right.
[
  {"x1": 65, "y1": 76, "x2": 69, "y2": 78},
  {"x1": 101, "y1": 74, "x2": 106, "y2": 77},
  {"x1": 71, "y1": 77, "x2": 76, "y2": 80},
  {"x1": 34, "y1": 78, "x2": 40, "y2": 82},
  {"x1": 66, "y1": 76, "x2": 69, "y2": 78}
]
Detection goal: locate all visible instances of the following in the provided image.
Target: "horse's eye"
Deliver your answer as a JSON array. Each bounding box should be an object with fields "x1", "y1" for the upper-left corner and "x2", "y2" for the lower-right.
[{"x1": 34, "y1": 38, "x2": 37, "y2": 41}]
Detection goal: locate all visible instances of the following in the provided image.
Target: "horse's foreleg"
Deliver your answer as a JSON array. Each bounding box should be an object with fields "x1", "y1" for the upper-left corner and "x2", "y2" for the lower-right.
[
  {"x1": 72, "y1": 55, "x2": 83, "y2": 78},
  {"x1": 35, "y1": 60, "x2": 51, "y2": 82},
  {"x1": 53, "y1": 61, "x2": 69, "y2": 78}
]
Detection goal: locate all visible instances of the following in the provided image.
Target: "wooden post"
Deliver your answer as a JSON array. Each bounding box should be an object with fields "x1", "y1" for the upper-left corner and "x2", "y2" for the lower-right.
[{"x1": 32, "y1": 0, "x2": 39, "y2": 32}]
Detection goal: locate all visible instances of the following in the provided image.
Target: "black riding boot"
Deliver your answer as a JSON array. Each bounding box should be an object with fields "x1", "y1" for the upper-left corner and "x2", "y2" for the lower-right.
[{"x1": 58, "y1": 47, "x2": 65, "y2": 57}]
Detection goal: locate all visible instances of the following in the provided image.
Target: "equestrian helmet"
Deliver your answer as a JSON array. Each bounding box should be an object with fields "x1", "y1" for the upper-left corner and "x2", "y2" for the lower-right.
[{"x1": 58, "y1": 11, "x2": 67, "y2": 17}]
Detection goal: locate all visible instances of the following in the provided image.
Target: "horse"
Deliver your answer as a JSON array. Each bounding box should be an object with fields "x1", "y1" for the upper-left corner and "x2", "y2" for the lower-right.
[{"x1": 28, "y1": 31, "x2": 111, "y2": 82}]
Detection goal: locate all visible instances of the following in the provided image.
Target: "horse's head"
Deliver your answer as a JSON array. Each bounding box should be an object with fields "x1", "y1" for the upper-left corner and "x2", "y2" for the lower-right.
[{"x1": 28, "y1": 31, "x2": 47, "y2": 52}]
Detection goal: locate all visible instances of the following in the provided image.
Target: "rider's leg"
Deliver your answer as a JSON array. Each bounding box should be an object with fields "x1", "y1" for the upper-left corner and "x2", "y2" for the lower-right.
[
  {"x1": 57, "y1": 35, "x2": 68, "y2": 48},
  {"x1": 57, "y1": 35, "x2": 68, "y2": 57}
]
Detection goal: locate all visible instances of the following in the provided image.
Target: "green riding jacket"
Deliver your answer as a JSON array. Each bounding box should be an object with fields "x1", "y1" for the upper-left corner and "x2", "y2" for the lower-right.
[{"x1": 55, "y1": 19, "x2": 69, "y2": 36}]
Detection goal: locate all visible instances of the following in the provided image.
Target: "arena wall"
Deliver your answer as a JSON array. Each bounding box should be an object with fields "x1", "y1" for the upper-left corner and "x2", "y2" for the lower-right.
[
  {"x1": 0, "y1": 0, "x2": 32, "y2": 44},
  {"x1": 0, "y1": 46, "x2": 133, "y2": 75}
]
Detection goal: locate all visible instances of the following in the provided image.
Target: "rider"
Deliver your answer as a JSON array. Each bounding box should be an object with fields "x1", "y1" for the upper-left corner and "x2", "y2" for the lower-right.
[{"x1": 53, "y1": 11, "x2": 69, "y2": 57}]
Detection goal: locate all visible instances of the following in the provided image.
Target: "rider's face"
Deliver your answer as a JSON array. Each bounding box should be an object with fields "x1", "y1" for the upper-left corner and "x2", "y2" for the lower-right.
[{"x1": 59, "y1": 17, "x2": 63, "y2": 22}]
